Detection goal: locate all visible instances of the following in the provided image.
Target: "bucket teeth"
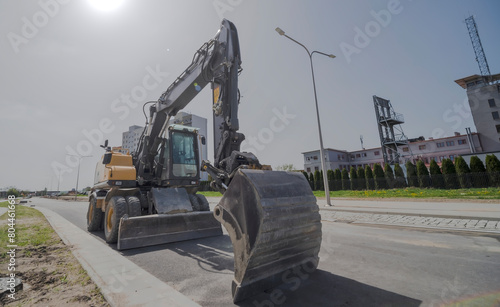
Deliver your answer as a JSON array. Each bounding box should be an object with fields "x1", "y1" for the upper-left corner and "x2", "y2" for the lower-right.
[{"x1": 213, "y1": 169, "x2": 322, "y2": 302}]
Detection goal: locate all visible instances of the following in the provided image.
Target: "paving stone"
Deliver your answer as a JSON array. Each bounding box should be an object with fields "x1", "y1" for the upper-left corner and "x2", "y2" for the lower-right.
[
  {"x1": 474, "y1": 220, "x2": 488, "y2": 229},
  {"x1": 465, "y1": 220, "x2": 479, "y2": 228},
  {"x1": 485, "y1": 221, "x2": 497, "y2": 229}
]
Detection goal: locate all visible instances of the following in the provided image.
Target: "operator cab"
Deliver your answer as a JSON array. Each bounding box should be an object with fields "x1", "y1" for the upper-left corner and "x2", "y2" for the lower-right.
[{"x1": 157, "y1": 124, "x2": 201, "y2": 185}]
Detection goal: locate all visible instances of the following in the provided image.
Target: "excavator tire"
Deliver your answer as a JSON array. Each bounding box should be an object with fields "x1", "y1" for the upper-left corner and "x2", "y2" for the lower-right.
[
  {"x1": 87, "y1": 197, "x2": 103, "y2": 232},
  {"x1": 196, "y1": 194, "x2": 210, "y2": 211},
  {"x1": 214, "y1": 169, "x2": 322, "y2": 302},
  {"x1": 188, "y1": 194, "x2": 202, "y2": 211},
  {"x1": 125, "y1": 196, "x2": 142, "y2": 217},
  {"x1": 104, "y1": 196, "x2": 127, "y2": 243}
]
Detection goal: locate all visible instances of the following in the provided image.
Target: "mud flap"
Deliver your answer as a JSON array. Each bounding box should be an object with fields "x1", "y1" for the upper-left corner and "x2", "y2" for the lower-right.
[
  {"x1": 117, "y1": 212, "x2": 222, "y2": 250},
  {"x1": 213, "y1": 169, "x2": 322, "y2": 302}
]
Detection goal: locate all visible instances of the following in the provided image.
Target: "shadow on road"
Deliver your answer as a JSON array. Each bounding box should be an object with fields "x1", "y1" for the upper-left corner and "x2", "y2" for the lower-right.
[
  {"x1": 120, "y1": 235, "x2": 420, "y2": 306},
  {"x1": 237, "y1": 269, "x2": 422, "y2": 307},
  {"x1": 120, "y1": 234, "x2": 235, "y2": 272}
]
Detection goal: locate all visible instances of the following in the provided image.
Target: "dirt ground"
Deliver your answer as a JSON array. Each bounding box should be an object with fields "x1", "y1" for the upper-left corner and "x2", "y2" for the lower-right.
[{"x1": 0, "y1": 216, "x2": 108, "y2": 307}]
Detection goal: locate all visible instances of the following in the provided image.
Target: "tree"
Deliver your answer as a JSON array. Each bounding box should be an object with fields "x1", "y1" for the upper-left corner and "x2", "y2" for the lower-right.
[
  {"x1": 341, "y1": 169, "x2": 350, "y2": 190},
  {"x1": 334, "y1": 169, "x2": 342, "y2": 191},
  {"x1": 384, "y1": 164, "x2": 395, "y2": 189},
  {"x1": 441, "y1": 158, "x2": 459, "y2": 189},
  {"x1": 349, "y1": 167, "x2": 358, "y2": 190},
  {"x1": 469, "y1": 156, "x2": 488, "y2": 188},
  {"x1": 357, "y1": 167, "x2": 366, "y2": 190},
  {"x1": 405, "y1": 161, "x2": 418, "y2": 187},
  {"x1": 365, "y1": 166, "x2": 374, "y2": 190},
  {"x1": 308, "y1": 172, "x2": 315, "y2": 190},
  {"x1": 454, "y1": 156, "x2": 471, "y2": 188},
  {"x1": 7, "y1": 188, "x2": 20, "y2": 198},
  {"x1": 416, "y1": 160, "x2": 430, "y2": 188},
  {"x1": 393, "y1": 164, "x2": 407, "y2": 188},
  {"x1": 314, "y1": 170, "x2": 323, "y2": 191},
  {"x1": 429, "y1": 160, "x2": 444, "y2": 189},
  {"x1": 485, "y1": 154, "x2": 500, "y2": 187},
  {"x1": 373, "y1": 163, "x2": 386, "y2": 189},
  {"x1": 327, "y1": 169, "x2": 335, "y2": 191},
  {"x1": 276, "y1": 164, "x2": 295, "y2": 172}
]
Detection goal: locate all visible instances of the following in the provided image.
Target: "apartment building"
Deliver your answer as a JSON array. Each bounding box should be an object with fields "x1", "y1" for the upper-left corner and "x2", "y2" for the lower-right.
[{"x1": 303, "y1": 132, "x2": 482, "y2": 173}]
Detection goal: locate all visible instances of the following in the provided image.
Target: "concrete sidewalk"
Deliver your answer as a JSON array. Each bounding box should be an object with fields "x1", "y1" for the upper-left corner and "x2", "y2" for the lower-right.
[
  {"x1": 317, "y1": 198, "x2": 500, "y2": 220},
  {"x1": 206, "y1": 196, "x2": 500, "y2": 220},
  {"x1": 36, "y1": 207, "x2": 201, "y2": 307}
]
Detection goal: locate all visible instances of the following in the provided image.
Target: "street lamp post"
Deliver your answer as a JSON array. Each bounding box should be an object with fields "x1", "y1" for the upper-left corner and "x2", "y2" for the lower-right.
[
  {"x1": 68, "y1": 155, "x2": 92, "y2": 201},
  {"x1": 275, "y1": 27, "x2": 334, "y2": 206}
]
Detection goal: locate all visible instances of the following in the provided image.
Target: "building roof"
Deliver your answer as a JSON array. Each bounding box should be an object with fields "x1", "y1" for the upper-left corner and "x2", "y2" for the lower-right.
[
  {"x1": 301, "y1": 148, "x2": 348, "y2": 154},
  {"x1": 454, "y1": 73, "x2": 500, "y2": 89}
]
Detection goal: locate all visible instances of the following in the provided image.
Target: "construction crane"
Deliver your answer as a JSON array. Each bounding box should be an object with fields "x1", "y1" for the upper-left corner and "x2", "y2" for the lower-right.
[{"x1": 465, "y1": 15, "x2": 491, "y2": 82}]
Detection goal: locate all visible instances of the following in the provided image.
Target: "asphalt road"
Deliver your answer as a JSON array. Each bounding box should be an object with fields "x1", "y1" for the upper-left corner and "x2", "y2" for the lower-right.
[{"x1": 31, "y1": 198, "x2": 500, "y2": 307}]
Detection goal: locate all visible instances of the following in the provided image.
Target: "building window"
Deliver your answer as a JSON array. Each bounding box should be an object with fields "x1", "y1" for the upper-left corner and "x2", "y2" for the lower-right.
[
  {"x1": 402, "y1": 147, "x2": 409, "y2": 152},
  {"x1": 458, "y1": 139, "x2": 467, "y2": 145},
  {"x1": 424, "y1": 158, "x2": 429, "y2": 164},
  {"x1": 446, "y1": 141, "x2": 454, "y2": 146},
  {"x1": 439, "y1": 156, "x2": 445, "y2": 162},
  {"x1": 306, "y1": 168, "x2": 311, "y2": 173},
  {"x1": 449, "y1": 155, "x2": 455, "y2": 161},
  {"x1": 419, "y1": 145, "x2": 426, "y2": 150},
  {"x1": 351, "y1": 155, "x2": 355, "y2": 159},
  {"x1": 315, "y1": 167, "x2": 319, "y2": 171},
  {"x1": 493, "y1": 111, "x2": 500, "y2": 120},
  {"x1": 374, "y1": 151, "x2": 380, "y2": 156},
  {"x1": 497, "y1": 125, "x2": 500, "y2": 133},
  {"x1": 356, "y1": 153, "x2": 361, "y2": 158},
  {"x1": 489, "y1": 99, "x2": 496, "y2": 107},
  {"x1": 437, "y1": 142, "x2": 445, "y2": 148},
  {"x1": 362, "y1": 153, "x2": 367, "y2": 157},
  {"x1": 313, "y1": 156, "x2": 318, "y2": 160}
]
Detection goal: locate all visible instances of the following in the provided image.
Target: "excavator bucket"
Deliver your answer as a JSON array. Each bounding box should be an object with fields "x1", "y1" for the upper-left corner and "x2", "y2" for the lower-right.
[
  {"x1": 117, "y1": 212, "x2": 222, "y2": 250},
  {"x1": 214, "y1": 169, "x2": 322, "y2": 302}
]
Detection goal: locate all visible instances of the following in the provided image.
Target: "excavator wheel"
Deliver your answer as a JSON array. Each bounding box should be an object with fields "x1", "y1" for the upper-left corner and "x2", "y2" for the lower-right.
[
  {"x1": 196, "y1": 194, "x2": 210, "y2": 211},
  {"x1": 104, "y1": 196, "x2": 127, "y2": 243},
  {"x1": 87, "y1": 197, "x2": 103, "y2": 232},
  {"x1": 188, "y1": 194, "x2": 201, "y2": 211},
  {"x1": 125, "y1": 196, "x2": 142, "y2": 217}
]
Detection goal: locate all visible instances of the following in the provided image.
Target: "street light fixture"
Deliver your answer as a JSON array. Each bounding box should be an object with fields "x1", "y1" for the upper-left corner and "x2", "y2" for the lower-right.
[
  {"x1": 67, "y1": 154, "x2": 92, "y2": 201},
  {"x1": 275, "y1": 27, "x2": 334, "y2": 206}
]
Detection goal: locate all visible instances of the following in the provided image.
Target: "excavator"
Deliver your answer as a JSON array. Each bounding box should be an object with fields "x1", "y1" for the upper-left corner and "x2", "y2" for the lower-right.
[{"x1": 87, "y1": 19, "x2": 322, "y2": 302}]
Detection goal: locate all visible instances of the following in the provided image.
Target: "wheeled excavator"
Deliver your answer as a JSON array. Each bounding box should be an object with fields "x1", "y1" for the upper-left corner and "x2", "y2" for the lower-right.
[{"x1": 87, "y1": 19, "x2": 322, "y2": 302}]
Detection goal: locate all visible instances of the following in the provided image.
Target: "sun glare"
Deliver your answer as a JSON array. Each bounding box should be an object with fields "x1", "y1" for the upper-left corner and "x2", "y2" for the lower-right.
[{"x1": 88, "y1": 0, "x2": 125, "y2": 12}]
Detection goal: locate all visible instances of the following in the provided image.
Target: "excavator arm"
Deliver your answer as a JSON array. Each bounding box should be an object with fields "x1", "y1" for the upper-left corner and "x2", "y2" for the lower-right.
[{"x1": 135, "y1": 19, "x2": 257, "y2": 191}]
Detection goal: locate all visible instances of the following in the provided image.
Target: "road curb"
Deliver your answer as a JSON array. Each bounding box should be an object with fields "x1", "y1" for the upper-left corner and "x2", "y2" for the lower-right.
[
  {"x1": 320, "y1": 207, "x2": 500, "y2": 222},
  {"x1": 352, "y1": 221, "x2": 500, "y2": 235},
  {"x1": 35, "y1": 206, "x2": 201, "y2": 307}
]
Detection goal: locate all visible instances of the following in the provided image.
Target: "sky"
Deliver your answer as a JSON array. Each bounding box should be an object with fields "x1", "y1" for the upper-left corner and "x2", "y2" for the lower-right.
[{"x1": 1, "y1": 0, "x2": 499, "y2": 191}]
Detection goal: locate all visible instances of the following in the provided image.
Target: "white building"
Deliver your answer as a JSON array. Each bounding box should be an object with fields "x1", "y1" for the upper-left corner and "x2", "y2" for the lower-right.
[
  {"x1": 122, "y1": 125, "x2": 144, "y2": 154},
  {"x1": 303, "y1": 132, "x2": 482, "y2": 173},
  {"x1": 455, "y1": 73, "x2": 500, "y2": 152}
]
